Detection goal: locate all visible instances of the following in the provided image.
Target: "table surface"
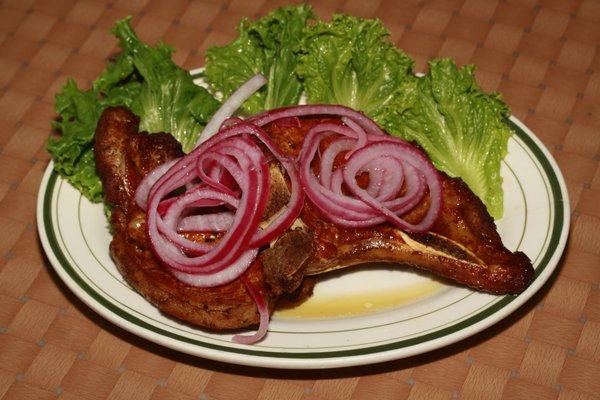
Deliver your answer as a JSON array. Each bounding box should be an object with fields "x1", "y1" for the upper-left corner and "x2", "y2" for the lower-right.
[{"x1": 1, "y1": 0, "x2": 599, "y2": 399}]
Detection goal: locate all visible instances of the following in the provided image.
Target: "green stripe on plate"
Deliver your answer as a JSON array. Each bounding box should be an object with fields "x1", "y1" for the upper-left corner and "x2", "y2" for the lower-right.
[{"x1": 506, "y1": 119, "x2": 565, "y2": 278}]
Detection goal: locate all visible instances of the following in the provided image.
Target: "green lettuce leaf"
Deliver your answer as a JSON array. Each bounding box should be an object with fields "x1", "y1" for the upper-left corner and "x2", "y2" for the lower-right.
[
  {"x1": 386, "y1": 59, "x2": 513, "y2": 219},
  {"x1": 297, "y1": 14, "x2": 414, "y2": 125},
  {"x1": 47, "y1": 54, "x2": 141, "y2": 202},
  {"x1": 204, "y1": 5, "x2": 314, "y2": 115},
  {"x1": 47, "y1": 17, "x2": 220, "y2": 202},
  {"x1": 113, "y1": 18, "x2": 220, "y2": 152}
]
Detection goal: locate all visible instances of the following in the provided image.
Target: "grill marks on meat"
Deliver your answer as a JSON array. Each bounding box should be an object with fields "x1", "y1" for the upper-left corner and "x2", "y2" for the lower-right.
[
  {"x1": 96, "y1": 106, "x2": 534, "y2": 332},
  {"x1": 95, "y1": 107, "x2": 313, "y2": 329}
]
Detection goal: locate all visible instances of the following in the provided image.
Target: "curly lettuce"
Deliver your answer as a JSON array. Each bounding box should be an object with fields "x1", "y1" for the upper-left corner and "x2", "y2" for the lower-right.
[
  {"x1": 297, "y1": 14, "x2": 415, "y2": 125},
  {"x1": 48, "y1": 55, "x2": 140, "y2": 202},
  {"x1": 204, "y1": 5, "x2": 313, "y2": 115},
  {"x1": 113, "y1": 19, "x2": 220, "y2": 152},
  {"x1": 386, "y1": 59, "x2": 513, "y2": 219},
  {"x1": 47, "y1": 17, "x2": 219, "y2": 202}
]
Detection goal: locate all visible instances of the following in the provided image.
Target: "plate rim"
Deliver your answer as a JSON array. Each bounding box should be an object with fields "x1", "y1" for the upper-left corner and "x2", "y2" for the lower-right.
[{"x1": 36, "y1": 115, "x2": 570, "y2": 369}]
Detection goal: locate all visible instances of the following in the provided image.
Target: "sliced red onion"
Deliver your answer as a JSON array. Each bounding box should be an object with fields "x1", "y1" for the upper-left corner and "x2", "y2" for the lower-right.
[
  {"x1": 158, "y1": 188, "x2": 239, "y2": 253},
  {"x1": 196, "y1": 74, "x2": 267, "y2": 145},
  {"x1": 363, "y1": 157, "x2": 404, "y2": 200},
  {"x1": 219, "y1": 116, "x2": 243, "y2": 130},
  {"x1": 145, "y1": 120, "x2": 303, "y2": 278},
  {"x1": 233, "y1": 275, "x2": 270, "y2": 344},
  {"x1": 196, "y1": 122, "x2": 305, "y2": 247},
  {"x1": 248, "y1": 104, "x2": 386, "y2": 136},
  {"x1": 135, "y1": 159, "x2": 180, "y2": 211},
  {"x1": 341, "y1": 116, "x2": 367, "y2": 159},
  {"x1": 153, "y1": 145, "x2": 266, "y2": 270},
  {"x1": 151, "y1": 189, "x2": 247, "y2": 271},
  {"x1": 157, "y1": 196, "x2": 225, "y2": 216},
  {"x1": 298, "y1": 123, "x2": 442, "y2": 233},
  {"x1": 343, "y1": 141, "x2": 442, "y2": 233},
  {"x1": 178, "y1": 211, "x2": 235, "y2": 232},
  {"x1": 273, "y1": 116, "x2": 301, "y2": 128},
  {"x1": 172, "y1": 249, "x2": 258, "y2": 287},
  {"x1": 318, "y1": 136, "x2": 353, "y2": 188}
]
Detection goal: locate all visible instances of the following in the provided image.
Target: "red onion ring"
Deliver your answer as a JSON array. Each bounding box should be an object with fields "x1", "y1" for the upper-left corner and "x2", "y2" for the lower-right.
[
  {"x1": 135, "y1": 159, "x2": 180, "y2": 211},
  {"x1": 248, "y1": 104, "x2": 386, "y2": 136},
  {"x1": 140, "y1": 124, "x2": 304, "y2": 278},
  {"x1": 342, "y1": 140, "x2": 442, "y2": 233},
  {"x1": 341, "y1": 116, "x2": 367, "y2": 159},
  {"x1": 150, "y1": 144, "x2": 267, "y2": 273},
  {"x1": 298, "y1": 123, "x2": 441, "y2": 233},
  {"x1": 197, "y1": 123, "x2": 304, "y2": 247},
  {"x1": 233, "y1": 275, "x2": 269, "y2": 344},
  {"x1": 172, "y1": 249, "x2": 258, "y2": 288},
  {"x1": 197, "y1": 74, "x2": 267, "y2": 144},
  {"x1": 178, "y1": 212, "x2": 234, "y2": 232}
]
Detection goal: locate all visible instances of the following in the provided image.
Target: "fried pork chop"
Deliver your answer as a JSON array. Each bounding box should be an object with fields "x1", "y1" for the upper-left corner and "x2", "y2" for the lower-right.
[
  {"x1": 95, "y1": 107, "x2": 314, "y2": 329},
  {"x1": 269, "y1": 119, "x2": 534, "y2": 294},
  {"x1": 95, "y1": 106, "x2": 534, "y2": 330}
]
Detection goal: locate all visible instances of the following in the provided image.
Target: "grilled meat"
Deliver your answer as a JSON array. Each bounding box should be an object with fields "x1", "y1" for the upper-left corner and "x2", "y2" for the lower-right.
[
  {"x1": 300, "y1": 178, "x2": 533, "y2": 294},
  {"x1": 95, "y1": 107, "x2": 314, "y2": 329},
  {"x1": 265, "y1": 118, "x2": 534, "y2": 294},
  {"x1": 95, "y1": 106, "x2": 534, "y2": 331}
]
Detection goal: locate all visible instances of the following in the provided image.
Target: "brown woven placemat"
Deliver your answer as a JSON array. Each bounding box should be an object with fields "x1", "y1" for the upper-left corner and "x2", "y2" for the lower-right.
[{"x1": 0, "y1": 0, "x2": 599, "y2": 399}]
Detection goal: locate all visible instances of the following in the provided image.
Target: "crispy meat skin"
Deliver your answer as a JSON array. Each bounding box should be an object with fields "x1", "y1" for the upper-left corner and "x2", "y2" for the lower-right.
[
  {"x1": 95, "y1": 107, "x2": 313, "y2": 329},
  {"x1": 96, "y1": 106, "x2": 534, "y2": 331}
]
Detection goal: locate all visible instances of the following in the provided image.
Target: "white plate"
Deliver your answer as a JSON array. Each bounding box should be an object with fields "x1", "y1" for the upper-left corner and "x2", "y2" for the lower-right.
[{"x1": 37, "y1": 112, "x2": 569, "y2": 369}]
